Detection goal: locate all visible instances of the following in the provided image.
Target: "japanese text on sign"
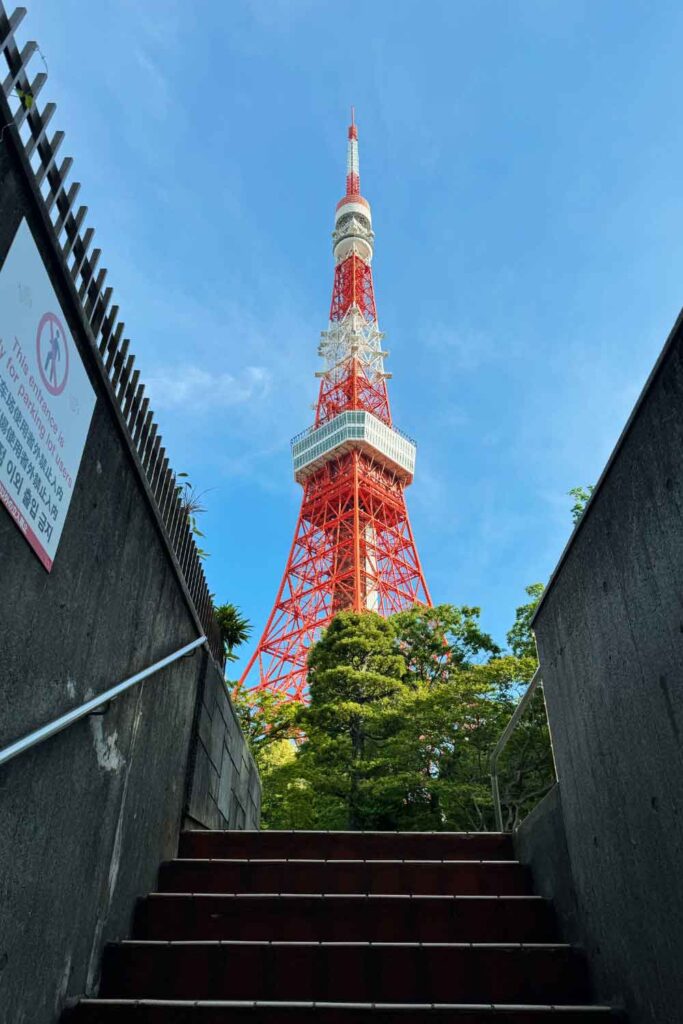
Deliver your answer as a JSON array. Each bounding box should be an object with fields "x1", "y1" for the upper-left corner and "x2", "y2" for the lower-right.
[{"x1": 0, "y1": 219, "x2": 96, "y2": 570}]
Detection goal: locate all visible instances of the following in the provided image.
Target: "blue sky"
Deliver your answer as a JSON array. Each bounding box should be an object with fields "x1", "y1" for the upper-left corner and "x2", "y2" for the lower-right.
[{"x1": 22, "y1": 0, "x2": 683, "y2": 671}]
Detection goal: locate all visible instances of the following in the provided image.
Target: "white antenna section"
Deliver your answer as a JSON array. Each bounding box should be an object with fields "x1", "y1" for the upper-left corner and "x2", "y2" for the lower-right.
[{"x1": 318, "y1": 305, "x2": 387, "y2": 382}]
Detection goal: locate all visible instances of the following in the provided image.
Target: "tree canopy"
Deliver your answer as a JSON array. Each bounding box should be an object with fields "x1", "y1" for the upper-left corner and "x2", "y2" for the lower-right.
[
  {"x1": 236, "y1": 588, "x2": 554, "y2": 832},
  {"x1": 229, "y1": 489, "x2": 594, "y2": 830}
]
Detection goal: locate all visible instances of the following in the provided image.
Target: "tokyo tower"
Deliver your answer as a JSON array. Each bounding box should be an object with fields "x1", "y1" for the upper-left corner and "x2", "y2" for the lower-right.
[{"x1": 240, "y1": 112, "x2": 431, "y2": 702}]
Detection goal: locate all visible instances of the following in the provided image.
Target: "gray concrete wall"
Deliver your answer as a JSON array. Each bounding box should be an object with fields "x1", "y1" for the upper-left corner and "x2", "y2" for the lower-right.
[
  {"x1": 514, "y1": 784, "x2": 581, "y2": 945},
  {"x1": 532, "y1": 309, "x2": 683, "y2": 1024},
  {"x1": 0, "y1": 107, "x2": 259, "y2": 1023},
  {"x1": 185, "y1": 663, "x2": 261, "y2": 831}
]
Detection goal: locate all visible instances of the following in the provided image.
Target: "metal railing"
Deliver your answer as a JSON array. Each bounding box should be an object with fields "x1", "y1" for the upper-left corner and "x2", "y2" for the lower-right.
[
  {"x1": 0, "y1": 636, "x2": 206, "y2": 769},
  {"x1": 291, "y1": 414, "x2": 417, "y2": 449},
  {"x1": 0, "y1": 4, "x2": 223, "y2": 664},
  {"x1": 489, "y1": 666, "x2": 545, "y2": 832}
]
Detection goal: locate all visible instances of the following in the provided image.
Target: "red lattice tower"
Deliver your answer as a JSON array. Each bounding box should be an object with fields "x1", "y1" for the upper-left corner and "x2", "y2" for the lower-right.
[{"x1": 239, "y1": 112, "x2": 431, "y2": 702}]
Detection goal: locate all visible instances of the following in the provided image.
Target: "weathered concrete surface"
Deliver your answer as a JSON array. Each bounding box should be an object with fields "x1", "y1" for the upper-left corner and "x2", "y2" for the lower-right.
[
  {"x1": 0, "y1": 115, "x2": 259, "y2": 1022},
  {"x1": 533, "y1": 309, "x2": 683, "y2": 1024},
  {"x1": 514, "y1": 784, "x2": 581, "y2": 944},
  {"x1": 185, "y1": 663, "x2": 261, "y2": 830}
]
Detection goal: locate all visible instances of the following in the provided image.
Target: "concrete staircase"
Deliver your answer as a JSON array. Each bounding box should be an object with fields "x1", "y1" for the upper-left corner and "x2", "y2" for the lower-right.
[{"x1": 67, "y1": 830, "x2": 619, "y2": 1022}]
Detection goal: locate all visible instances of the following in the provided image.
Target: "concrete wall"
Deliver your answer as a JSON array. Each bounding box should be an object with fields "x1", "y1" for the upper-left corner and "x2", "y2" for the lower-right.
[
  {"x1": 532, "y1": 309, "x2": 683, "y2": 1024},
  {"x1": 514, "y1": 785, "x2": 581, "y2": 945},
  {"x1": 185, "y1": 661, "x2": 261, "y2": 831},
  {"x1": 0, "y1": 104, "x2": 259, "y2": 1023}
]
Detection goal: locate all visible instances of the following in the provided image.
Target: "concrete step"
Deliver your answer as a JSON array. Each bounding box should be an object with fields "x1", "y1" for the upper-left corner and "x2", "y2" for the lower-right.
[
  {"x1": 134, "y1": 893, "x2": 556, "y2": 943},
  {"x1": 98, "y1": 941, "x2": 591, "y2": 1004},
  {"x1": 157, "y1": 859, "x2": 532, "y2": 896},
  {"x1": 69, "y1": 999, "x2": 620, "y2": 1023},
  {"x1": 179, "y1": 831, "x2": 515, "y2": 862}
]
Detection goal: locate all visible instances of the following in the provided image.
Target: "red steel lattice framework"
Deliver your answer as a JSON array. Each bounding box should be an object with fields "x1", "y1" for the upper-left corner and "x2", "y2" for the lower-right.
[{"x1": 239, "y1": 113, "x2": 431, "y2": 702}]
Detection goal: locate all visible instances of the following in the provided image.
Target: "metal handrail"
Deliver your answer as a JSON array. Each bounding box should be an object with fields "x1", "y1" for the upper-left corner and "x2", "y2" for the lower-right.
[
  {"x1": 489, "y1": 666, "x2": 542, "y2": 832},
  {"x1": 0, "y1": 636, "x2": 206, "y2": 769}
]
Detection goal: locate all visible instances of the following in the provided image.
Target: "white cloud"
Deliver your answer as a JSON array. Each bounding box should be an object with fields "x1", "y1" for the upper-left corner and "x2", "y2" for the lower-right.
[{"x1": 147, "y1": 364, "x2": 271, "y2": 411}]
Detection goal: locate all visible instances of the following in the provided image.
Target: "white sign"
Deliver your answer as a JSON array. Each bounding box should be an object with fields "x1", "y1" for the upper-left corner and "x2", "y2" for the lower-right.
[{"x1": 0, "y1": 218, "x2": 96, "y2": 571}]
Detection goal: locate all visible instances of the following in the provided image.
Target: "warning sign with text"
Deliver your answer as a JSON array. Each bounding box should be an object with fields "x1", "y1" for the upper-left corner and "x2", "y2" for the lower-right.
[{"x1": 0, "y1": 219, "x2": 96, "y2": 571}]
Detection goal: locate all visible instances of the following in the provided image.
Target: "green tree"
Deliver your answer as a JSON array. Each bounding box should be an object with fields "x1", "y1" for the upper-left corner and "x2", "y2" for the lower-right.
[
  {"x1": 251, "y1": 485, "x2": 594, "y2": 831},
  {"x1": 568, "y1": 484, "x2": 595, "y2": 525},
  {"x1": 506, "y1": 583, "x2": 544, "y2": 658},
  {"x1": 493, "y1": 582, "x2": 554, "y2": 830},
  {"x1": 214, "y1": 603, "x2": 252, "y2": 662},
  {"x1": 258, "y1": 599, "x2": 555, "y2": 832},
  {"x1": 391, "y1": 603, "x2": 500, "y2": 686},
  {"x1": 231, "y1": 686, "x2": 298, "y2": 756},
  {"x1": 301, "y1": 611, "x2": 409, "y2": 829}
]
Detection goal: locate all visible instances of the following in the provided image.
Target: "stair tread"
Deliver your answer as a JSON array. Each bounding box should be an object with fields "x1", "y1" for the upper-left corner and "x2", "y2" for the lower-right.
[
  {"x1": 179, "y1": 832, "x2": 516, "y2": 865},
  {"x1": 185, "y1": 830, "x2": 509, "y2": 834},
  {"x1": 134, "y1": 891, "x2": 557, "y2": 943},
  {"x1": 168, "y1": 858, "x2": 520, "y2": 863},
  {"x1": 79, "y1": 998, "x2": 615, "y2": 1010},
  {"x1": 71, "y1": 998, "x2": 617, "y2": 1023},
  {"x1": 158, "y1": 858, "x2": 533, "y2": 897},
  {"x1": 118, "y1": 940, "x2": 573, "y2": 948},
  {"x1": 146, "y1": 892, "x2": 548, "y2": 900}
]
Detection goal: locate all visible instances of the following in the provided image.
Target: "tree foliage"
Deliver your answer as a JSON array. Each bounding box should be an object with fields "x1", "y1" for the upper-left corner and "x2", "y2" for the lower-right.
[
  {"x1": 232, "y1": 686, "x2": 298, "y2": 753},
  {"x1": 302, "y1": 613, "x2": 410, "y2": 829},
  {"x1": 253, "y1": 592, "x2": 554, "y2": 832},
  {"x1": 568, "y1": 484, "x2": 595, "y2": 525},
  {"x1": 506, "y1": 583, "x2": 544, "y2": 658},
  {"x1": 391, "y1": 604, "x2": 501, "y2": 686},
  {"x1": 214, "y1": 603, "x2": 252, "y2": 662}
]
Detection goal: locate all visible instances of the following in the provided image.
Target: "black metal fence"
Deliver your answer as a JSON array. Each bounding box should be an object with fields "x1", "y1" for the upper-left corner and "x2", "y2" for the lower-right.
[{"x1": 0, "y1": 3, "x2": 224, "y2": 664}]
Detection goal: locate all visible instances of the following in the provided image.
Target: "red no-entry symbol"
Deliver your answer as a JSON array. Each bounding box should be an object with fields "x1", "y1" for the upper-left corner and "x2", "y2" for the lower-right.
[{"x1": 36, "y1": 312, "x2": 69, "y2": 396}]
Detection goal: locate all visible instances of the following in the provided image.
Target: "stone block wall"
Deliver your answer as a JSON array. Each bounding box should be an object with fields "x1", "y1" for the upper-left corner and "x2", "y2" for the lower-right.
[{"x1": 185, "y1": 660, "x2": 260, "y2": 831}]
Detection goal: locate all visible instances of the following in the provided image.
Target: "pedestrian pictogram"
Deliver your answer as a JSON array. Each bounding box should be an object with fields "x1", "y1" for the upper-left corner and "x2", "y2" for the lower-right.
[
  {"x1": 1, "y1": 220, "x2": 96, "y2": 571},
  {"x1": 36, "y1": 311, "x2": 69, "y2": 396}
]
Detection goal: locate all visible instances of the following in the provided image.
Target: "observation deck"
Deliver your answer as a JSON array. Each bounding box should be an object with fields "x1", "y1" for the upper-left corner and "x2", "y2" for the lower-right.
[{"x1": 291, "y1": 410, "x2": 416, "y2": 485}]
